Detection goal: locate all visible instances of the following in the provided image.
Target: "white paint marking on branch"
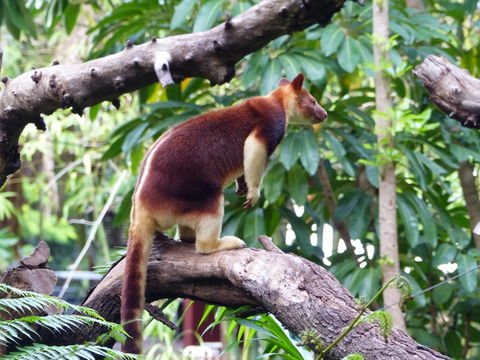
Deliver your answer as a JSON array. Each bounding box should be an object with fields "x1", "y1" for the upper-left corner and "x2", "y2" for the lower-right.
[
  {"x1": 154, "y1": 51, "x2": 174, "y2": 87},
  {"x1": 58, "y1": 169, "x2": 128, "y2": 299}
]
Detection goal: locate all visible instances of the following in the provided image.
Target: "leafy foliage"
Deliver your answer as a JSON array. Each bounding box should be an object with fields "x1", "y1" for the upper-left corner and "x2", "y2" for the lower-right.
[{"x1": 0, "y1": 284, "x2": 135, "y2": 360}]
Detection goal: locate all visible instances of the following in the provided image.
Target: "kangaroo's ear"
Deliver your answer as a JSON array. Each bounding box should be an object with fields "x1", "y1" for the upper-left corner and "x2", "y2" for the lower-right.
[
  {"x1": 279, "y1": 78, "x2": 290, "y2": 86},
  {"x1": 291, "y1": 73, "x2": 304, "y2": 92}
]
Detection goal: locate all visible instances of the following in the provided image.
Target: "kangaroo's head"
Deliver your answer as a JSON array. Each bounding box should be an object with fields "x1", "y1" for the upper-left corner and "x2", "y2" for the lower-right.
[{"x1": 277, "y1": 74, "x2": 328, "y2": 125}]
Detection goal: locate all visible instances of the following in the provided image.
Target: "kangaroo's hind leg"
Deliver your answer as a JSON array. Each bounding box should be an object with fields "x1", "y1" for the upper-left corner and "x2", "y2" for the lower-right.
[{"x1": 194, "y1": 195, "x2": 245, "y2": 254}]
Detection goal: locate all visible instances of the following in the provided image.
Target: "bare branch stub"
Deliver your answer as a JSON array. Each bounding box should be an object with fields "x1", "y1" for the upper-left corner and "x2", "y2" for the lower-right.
[
  {"x1": 0, "y1": 0, "x2": 347, "y2": 187},
  {"x1": 413, "y1": 55, "x2": 480, "y2": 128}
]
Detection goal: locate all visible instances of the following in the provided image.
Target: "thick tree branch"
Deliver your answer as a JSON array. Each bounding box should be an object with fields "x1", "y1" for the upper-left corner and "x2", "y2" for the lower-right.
[
  {"x1": 413, "y1": 55, "x2": 480, "y2": 128},
  {"x1": 26, "y1": 235, "x2": 446, "y2": 360},
  {"x1": 0, "y1": 0, "x2": 345, "y2": 187}
]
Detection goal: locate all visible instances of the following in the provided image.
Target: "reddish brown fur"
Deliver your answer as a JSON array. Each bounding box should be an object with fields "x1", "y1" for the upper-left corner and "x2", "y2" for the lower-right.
[{"x1": 121, "y1": 74, "x2": 327, "y2": 354}]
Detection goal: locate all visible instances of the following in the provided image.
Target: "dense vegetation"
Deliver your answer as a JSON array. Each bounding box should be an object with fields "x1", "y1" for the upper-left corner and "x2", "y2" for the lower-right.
[{"x1": 0, "y1": 0, "x2": 479, "y2": 358}]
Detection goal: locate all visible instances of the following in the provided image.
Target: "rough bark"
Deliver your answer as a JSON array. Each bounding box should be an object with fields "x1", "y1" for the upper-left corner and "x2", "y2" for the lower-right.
[
  {"x1": 413, "y1": 55, "x2": 480, "y2": 129},
  {"x1": 0, "y1": 0, "x2": 344, "y2": 187},
  {"x1": 458, "y1": 161, "x2": 480, "y2": 250},
  {"x1": 373, "y1": 0, "x2": 406, "y2": 332},
  {"x1": 1, "y1": 236, "x2": 447, "y2": 360}
]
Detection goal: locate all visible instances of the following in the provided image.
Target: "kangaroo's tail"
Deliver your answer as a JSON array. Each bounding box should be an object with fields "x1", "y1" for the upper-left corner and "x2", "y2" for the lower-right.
[{"x1": 121, "y1": 218, "x2": 155, "y2": 354}]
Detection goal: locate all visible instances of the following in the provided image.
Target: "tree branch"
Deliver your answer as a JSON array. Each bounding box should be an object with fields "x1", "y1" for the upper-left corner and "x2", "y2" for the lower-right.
[
  {"x1": 30, "y1": 234, "x2": 447, "y2": 360},
  {"x1": 0, "y1": 0, "x2": 345, "y2": 187},
  {"x1": 413, "y1": 55, "x2": 480, "y2": 128}
]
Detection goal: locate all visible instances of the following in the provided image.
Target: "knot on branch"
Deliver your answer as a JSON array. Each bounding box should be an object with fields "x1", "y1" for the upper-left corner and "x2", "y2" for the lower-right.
[
  {"x1": 31, "y1": 70, "x2": 42, "y2": 84},
  {"x1": 113, "y1": 76, "x2": 126, "y2": 92}
]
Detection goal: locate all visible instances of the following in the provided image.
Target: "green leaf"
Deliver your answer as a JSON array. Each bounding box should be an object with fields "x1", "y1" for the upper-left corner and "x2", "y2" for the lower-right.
[
  {"x1": 287, "y1": 165, "x2": 308, "y2": 206},
  {"x1": 402, "y1": 192, "x2": 437, "y2": 247},
  {"x1": 457, "y1": 253, "x2": 478, "y2": 293},
  {"x1": 64, "y1": 4, "x2": 80, "y2": 34},
  {"x1": 171, "y1": 0, "x2": 197, "y2": 29},
  {"x1": 296, "y1": 54, "x2": 326, "y2": 82},
  {"x1": 121, "y1": 122, "x2": 150, "y2": 154},
  {"x1": 280, "y1": 207, "x2": 313, "y2": 256},
  {"x1": 347, "y1": 267, "x2": 381, "y2": 300},
  {"x1": 321, "y1": 24, "x2": 345, "y2": 56},
  {"x1": 401, "y1": 147, "x2": 427, "y2": 190},
  {"x1": 260, "y1": 60, "x2": 282, "y2": 95},
  {"x1": 298, "y1": 130, "x2": 320, "y2": 175},
  {"x1": 243, "y1": 208, "x2": 266, "y2": 242},
  {"x1": 263, "y1": 163, "x2": 286, "y2": 204},
  {"x1": 242, "y1": 52, "x2": 269, "y2": 89},
  {"x1": 432, "y1": 243, "x2": 456, "y2": 267},
  {"x1": 347, "y1": 193, "x2": 372, "y2": 239},
  {"x1": 325, "y1": 132, "x2": 346, "y2": 158},
  {"x1": 338, "y1": 37, "x2": 361, "y2": 73},
  {"x1": 279, "y1": 132, "x2": 300, "y2": 170},
  {"x1": 397, "y1": 194, "x2": 419, "y2": 248},
  {"x1": 432, "y1": 284, "x2": 453, "y2": 306},
  {"x1": 366, "y1": 165, "x2": 379, "y2": 188},
  {"x1": 334, "y1": 190, "x2": 363, "y2": 220},
  {"x1": 193, "y1": 0, "x2": 223, "y2": 33},
  {"x1": 278, "y1": 54, "x2": 302, "y2": 80}
]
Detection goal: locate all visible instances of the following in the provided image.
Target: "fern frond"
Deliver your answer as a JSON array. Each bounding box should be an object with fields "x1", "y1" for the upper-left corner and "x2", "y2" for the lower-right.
[
  {"x1": 0, "y1": 314, "x2": 126, "y2": 346},
  {"x1": 358, "y1": 311, "x2": 393, "y2": 339},
  {"x1": 0, "y1": 284, "x2": 104, "y2": 320},
  {"x1": 2, "y1": 343, "x2": 140, "y2": 360}
]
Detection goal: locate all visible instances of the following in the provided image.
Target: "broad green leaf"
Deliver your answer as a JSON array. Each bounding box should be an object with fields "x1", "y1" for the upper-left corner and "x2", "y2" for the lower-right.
[
  {"x1": 325, "y1": 132, "x2": 346, "y2": 158},
  {"x1": 279, "y1": 133, "x2": 300, "y2": 170},
  {"x1": 260, "y1": 60, "x2": 282, "y2": 95},
  {"x1": 457, "y1": 253, "x2": 478, "y2": 293},
  {"x1": 299, "y1": 130, "x2": 320, "y2": 175},
  {"x1": 296, "y1": 54, "x2": 326, "y2": 82},
  {"x1": 338, "y1": 37, "x2": 361, "y2": 73},
  {"x1": 347, "y1": 267, "x2": 381, "y2": 300},
  {"x1": 64, "y1": 4, "x2": 80, "y2": 34},
  {"x1": 281, "y1": 207, "x2": 313, "y2": 256},
  {"x1": 232, "y1": 2, "x2": 253, "y2": 16},
  {"x1": 321, "y1": 24, "x2": 345, "y2": 56},
  {"x1": 334, "y1": 190, "x2": 363, "y2": 220},
  {"x1": 171, "y1": 0, "x2": 197, "y2": 29},
  {"x1": 242, "y1": 52, "x2": 269, "y2": 89},
  {"x1": 243, "y1": 208, "x2": 266, "y2": 243},
  {"x1": 287, "y1": 165, "x2": 308, "y2": 206},
  {"x1": 447, "y1": 227, "x2": 471, "y2": 250},
  {"x1": 401, "y1": 147, "x2": 427, "y2": 190},
  {"x1": 432, "y1": 284, "x2": 453, "y2": 306},
  {"x1": 278, "y1": 54, "x2": 302, "y2": 80},
  {"x1": 121, "y1": 122, "x2": 150, "y2": 153},
  {"x1": 347, "y1": 193, "x2": 372, "y2": 239},
  {"x1": 366, "y1": 165, "x2": 379, "y2": 188},
  {"x1": 263, "y1": 163, "x2": 286, "y2": 204},
  {"x1": 193, "y1": 0, "x2": 223, "y2": 33},
  {"x1": 403, "y1": 192, "x2": 437, "y2": 247},
  {"x1": 397, "y1": 194, "x2": 419, "y2": 248},
  {"x1": 432, "y1": 243, "x2": 456, "y2": 267},
  {"x1": 222, "y1": 210, "x2": 246, "y2": 236}
]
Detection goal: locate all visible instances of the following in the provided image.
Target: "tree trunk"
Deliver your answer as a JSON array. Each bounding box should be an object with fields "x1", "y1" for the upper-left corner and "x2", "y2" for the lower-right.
[
  {"x1": 458, "y1": 161, "x2": 480, "y2": 250},
  {"x1": 373, "y1": 0, "x2": 407, "y2": 332},
  {"x1": 3, "y1": 237, "x2": 450, "y2": 360}
]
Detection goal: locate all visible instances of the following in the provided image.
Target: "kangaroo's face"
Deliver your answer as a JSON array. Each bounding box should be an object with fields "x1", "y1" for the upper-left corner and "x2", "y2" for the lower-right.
[{"x1": 280, "y1": 74, "x2": 328, "y2": 125}]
